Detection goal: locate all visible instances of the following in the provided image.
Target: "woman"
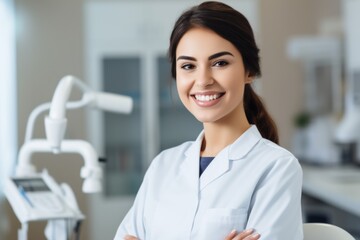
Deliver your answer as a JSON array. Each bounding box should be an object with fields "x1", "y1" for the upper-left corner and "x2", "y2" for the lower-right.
[{"x1": 114, "y1": 2, "x2": 303, "y2": 239}]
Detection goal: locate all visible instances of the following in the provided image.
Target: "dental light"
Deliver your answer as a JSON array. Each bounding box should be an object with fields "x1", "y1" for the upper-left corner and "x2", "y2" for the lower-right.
[{"x1": 15, "y1": 75, "x2": 133, "y2": 193}]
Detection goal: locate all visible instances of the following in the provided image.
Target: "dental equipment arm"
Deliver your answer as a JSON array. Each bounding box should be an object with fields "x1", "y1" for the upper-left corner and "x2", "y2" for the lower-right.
[
  {"x1": 44, "y1": 75, "x2": 132, "y2": 153},
  {"x1": 16, "y1": 75, "x2": 133, "y2": 193},
  {"x1": 16, "y1": 139, "x2": 102, "y2": 193}
]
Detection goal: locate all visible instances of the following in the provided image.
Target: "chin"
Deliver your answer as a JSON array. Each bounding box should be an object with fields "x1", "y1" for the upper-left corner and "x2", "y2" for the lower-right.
[{"x1": 194, "y1": 114, "x2": 221, "y2": 123}]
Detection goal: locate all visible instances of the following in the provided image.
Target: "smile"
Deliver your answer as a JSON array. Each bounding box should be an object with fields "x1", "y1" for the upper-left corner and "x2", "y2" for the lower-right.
[
  {"x1": 194, "y1": 93, "x2": 223, "y2": 102},
  {"x1": 191, "y1": 92, "x2": 225, "y2": 107}
]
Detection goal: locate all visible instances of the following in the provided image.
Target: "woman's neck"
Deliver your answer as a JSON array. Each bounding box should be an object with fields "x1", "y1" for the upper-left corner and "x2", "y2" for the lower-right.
[{"x1": 201, "y1": 121, "x2": 251, "y2": 157}]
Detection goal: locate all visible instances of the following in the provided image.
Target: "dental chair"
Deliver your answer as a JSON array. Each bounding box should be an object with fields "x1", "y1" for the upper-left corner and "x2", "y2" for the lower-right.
[{"x1": 303, "y1": 223, "x2": 356, "y2": 240}]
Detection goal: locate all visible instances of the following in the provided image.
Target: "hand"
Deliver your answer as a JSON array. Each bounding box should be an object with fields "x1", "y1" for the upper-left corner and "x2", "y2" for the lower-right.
[
  {"x1": 124, "y1": 235, "x2": 139, "y2": 240},
  {"x1": 224, "y1": 229, "x2": 261, "y2": 240}
]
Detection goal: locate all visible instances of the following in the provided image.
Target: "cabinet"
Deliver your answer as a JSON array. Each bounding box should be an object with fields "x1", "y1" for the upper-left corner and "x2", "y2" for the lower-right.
[
  {"x1": 101, "y1": 55, "x2": 202, "y2": 196},
  {"x1": 84, "y1": 1, "x2": 258, "y2": 239}
]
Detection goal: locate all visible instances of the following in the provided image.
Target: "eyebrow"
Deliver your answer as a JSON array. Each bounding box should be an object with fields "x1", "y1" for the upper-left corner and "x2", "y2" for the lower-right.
[
  {"x1": 176, "y1": 51, "x2": 234, "y2": 61},
  {"x1": 209, "y1": 51, "x2": 234, "y2": 60}
]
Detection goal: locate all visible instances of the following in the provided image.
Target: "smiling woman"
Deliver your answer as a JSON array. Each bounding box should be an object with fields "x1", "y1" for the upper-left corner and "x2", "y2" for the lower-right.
[
  {"x1": 114, "y1": 1, "x2": 303, "y2": 240},
  {"x1": 0, "y1": 0, "x2": 17, "y2": 237}
]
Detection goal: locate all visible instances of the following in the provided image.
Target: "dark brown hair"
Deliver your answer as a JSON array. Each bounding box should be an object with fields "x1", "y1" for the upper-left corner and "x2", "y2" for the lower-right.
[{"x1": 168, "y1": 1, "x2": 278, "y2": 144}]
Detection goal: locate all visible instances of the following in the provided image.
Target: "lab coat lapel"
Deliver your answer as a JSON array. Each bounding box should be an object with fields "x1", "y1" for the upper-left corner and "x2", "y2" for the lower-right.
[
  {"x1": 199, "y1": 125, "x2": 262, "y2": 191},
  {"x1": 199, "y1": 149, "x2": 230, "y2": 191}
]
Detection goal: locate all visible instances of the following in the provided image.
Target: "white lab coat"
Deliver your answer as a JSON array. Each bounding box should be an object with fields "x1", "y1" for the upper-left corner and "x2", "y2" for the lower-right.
[{"x1": 114, "y1": 125, "x2": 303, "y2": 240}]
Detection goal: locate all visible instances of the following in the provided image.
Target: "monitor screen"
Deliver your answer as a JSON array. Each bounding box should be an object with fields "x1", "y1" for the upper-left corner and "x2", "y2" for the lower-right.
[{"x1": 13, "y1": 178, "x2": 50, "y2": 192}]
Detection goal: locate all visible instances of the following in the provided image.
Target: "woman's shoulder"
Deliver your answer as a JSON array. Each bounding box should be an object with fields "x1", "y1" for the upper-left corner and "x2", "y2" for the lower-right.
[
  {"x1": 260, "y1": 138, "x2": 295, "y2": 157},
  {"x1": 159, "y1": 141, "x2": 194, "y2": 156},
  {"x1": 150, "y1": 140, "x2": 195, "y2": 166},
  {"x1": 253, "y1": 138, "x2": 301, "y2": 171}
]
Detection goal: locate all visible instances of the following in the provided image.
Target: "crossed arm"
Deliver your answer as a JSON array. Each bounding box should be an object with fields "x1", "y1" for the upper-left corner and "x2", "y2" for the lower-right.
[{"x1": 123, "y1": 228, "x2": 261, "y2": 240}]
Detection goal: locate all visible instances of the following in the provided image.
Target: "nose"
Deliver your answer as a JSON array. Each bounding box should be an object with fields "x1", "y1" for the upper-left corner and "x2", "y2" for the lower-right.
[{"x1": 195, "y1": 67, "x2": 214, "y2": 87}]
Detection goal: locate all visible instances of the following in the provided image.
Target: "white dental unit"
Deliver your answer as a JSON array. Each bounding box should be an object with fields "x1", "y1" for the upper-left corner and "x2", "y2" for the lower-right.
[
  {"x1": 287, "y1": 36, "x2": 342, "y2": 164},
  {"x1": 334, "y1": 0, "x2": 360, "y2": 163},
  {"x1": 5, "y1": 75, "x2": 133, "y2": 240}
]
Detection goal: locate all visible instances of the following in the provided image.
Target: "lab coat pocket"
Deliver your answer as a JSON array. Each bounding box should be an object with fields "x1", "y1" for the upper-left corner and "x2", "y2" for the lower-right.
[{"x1": 198, "y1": 208, "x2": 248, "y2": 240}]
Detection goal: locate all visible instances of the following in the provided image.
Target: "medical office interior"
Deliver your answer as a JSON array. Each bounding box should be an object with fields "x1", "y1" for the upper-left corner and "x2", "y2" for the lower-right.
[{"x1": 1, "y1": 0, "x2": 360, "y2": 239}]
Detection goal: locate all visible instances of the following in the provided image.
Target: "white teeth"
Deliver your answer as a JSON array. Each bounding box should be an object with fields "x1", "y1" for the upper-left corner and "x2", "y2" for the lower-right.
[{"x1": 195, "y1": 94, "x2": 221, "y2": 102}]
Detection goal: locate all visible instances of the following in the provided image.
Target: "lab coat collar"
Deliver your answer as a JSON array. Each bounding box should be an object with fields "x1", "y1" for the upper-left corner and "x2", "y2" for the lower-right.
[
  {"x1": 184, "y1": 129, "x2": 204, "y2": 159},
  {"x1": 184, "y1": 125, "x2": 262, "y2": 160},
  {"x1": 180, "y1": 132, "x2": 203, "y2": 193},
  {"x1": 184, "y1": 125, "x2": 262, "y2": 191},
  {"x1": 228, "y1": 125, "x2": 262, "y2": 160}
]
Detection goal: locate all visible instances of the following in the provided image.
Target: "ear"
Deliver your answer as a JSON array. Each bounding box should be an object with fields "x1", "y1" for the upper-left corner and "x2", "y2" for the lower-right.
[{"x1": 245, "y1": 73, "x2": 253, "y2": 84}]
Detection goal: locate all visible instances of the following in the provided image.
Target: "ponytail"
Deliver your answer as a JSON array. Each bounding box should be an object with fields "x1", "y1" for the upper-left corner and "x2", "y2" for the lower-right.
[{"x1": 244, "y1": 85, "x2": 279, "y2": 144}]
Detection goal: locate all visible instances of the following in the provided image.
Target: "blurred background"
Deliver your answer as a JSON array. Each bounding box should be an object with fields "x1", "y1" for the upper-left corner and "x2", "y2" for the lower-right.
[{"x1": 2, "y1": 0, "x2": 360, "y2": 239}]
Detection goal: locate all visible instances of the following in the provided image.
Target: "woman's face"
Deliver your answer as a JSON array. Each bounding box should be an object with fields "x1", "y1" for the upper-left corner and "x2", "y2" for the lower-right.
[{"x1": 175, "y1": 27, "x2": 252, "y2": 124}]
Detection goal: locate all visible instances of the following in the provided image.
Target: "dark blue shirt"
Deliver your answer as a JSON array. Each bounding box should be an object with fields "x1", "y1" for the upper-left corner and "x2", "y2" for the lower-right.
[{"x1": 199, "y1": 156, "x2": 215, "y2": 176}]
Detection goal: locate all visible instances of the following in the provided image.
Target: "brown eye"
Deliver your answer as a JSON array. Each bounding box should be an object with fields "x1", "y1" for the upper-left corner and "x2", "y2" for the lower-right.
[
  {"x1": 213, "y1": 60, "x2": 228, "y2": 67},
  {"x1": 181, "y1": 63, "x2": 195, "y2": 70}
]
